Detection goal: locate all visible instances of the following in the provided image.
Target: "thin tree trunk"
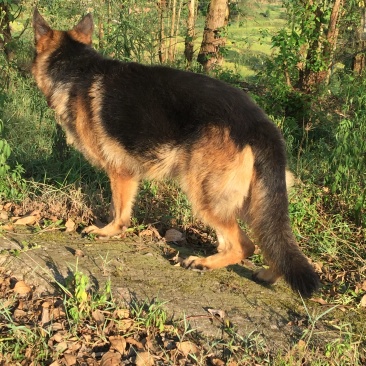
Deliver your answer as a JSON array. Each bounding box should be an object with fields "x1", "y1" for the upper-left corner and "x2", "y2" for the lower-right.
[
  {"x1": 158, "y1": 0, "x2": 167, "y2": 63},
  {"x1": 172, "y1": 0, "x2": 183, "y2": 60},
  {"x1": 352, "y1": 7, "x2": 366, "y2": 74},
  {"x1": 0, "y1": 2, "x2": 13, "y2": 61},
  {"x1": 168, "y1": 0, "x2": 177, "y2": 62},
  {"x1": 324, "y1": 0, "x2": 344, "y2": 83},
  {"x1": 197, "y1": 0, "x2": 229, "y2": 72},
  {"x1": 184, "y1": 0, "x2": 196, "y2": 67}
]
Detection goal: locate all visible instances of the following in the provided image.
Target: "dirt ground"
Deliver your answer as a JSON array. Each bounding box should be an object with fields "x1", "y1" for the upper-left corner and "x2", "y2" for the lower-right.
[{"x1": 0, "y1": 228, "x2": 362, "y2": 354}]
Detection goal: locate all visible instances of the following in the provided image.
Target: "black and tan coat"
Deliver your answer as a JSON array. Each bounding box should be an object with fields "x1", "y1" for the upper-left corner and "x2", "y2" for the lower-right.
[{"x1": 32, "y1": 9, "x2": 319, "y2": 297}]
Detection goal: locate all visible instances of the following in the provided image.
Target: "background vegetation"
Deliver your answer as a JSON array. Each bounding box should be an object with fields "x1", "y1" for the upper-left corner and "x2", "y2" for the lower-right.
[{"x1": 0, "y1": 0, "x2": 365, "y2": 364}]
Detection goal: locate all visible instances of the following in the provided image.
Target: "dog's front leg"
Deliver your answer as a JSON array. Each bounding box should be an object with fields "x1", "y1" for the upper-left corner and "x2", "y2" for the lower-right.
[{"x1": 83, "y1": 171, "x2": 139, "y2": 238}]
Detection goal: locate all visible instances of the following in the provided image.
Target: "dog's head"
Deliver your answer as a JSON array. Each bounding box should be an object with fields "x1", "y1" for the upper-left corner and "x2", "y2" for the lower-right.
[{"x1": 32, "y1": 9, "x2": 94, "y2": 96}]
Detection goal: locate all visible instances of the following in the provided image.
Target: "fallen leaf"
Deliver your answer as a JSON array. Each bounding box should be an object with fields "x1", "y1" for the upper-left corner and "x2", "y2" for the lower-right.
[
  {"x1": 52, "y1": 332, "x2": 63, "y2": 343},
  {"x1": 13, "y1": 309, "x2": 27, "y2": 319},
  {"x1": 176, "y1": 341, "x2": 200, "y2": 356},
  {"x1": 74, "y1": 249, "x2": 85, "y2": 257},
  {"x1": 0, "y1": 210, "x2": 8, "y2": 220},
  {"x1": 109, "y1": 335, "x2": 126, "y2": 355},
  {"x1": 92, "y1": 309, "x2": 105, "y2": 325},
  {"x1": 207, "y1": 308, "x2": 226, "y2": 320},
  {"x1": 297, "y1": 339, "x2": 306, "y2": 349},
  {"x1": 164, "y1": 228, "x2": 184, "y2": 242},
  {"x1": 65, "y1": 218, "x2": 76, "y2": 232},
  {"x1": 210, "y1": 357, "x2": 225, "y2": 366},
  {"x1": 49, "y1": 361, "x2": 60, "y2": 366},
  {"x1": 3, "y1": 202, "x2": 12, "y2": 211},
  {"x1": 13, "y1": 214, "x2": 38, "y2": 226},
  {"x1": 360, "y1": 294, "x2": 366, "y2": 307},
  {"x1": 139, "y1": 226, "x2": 161, "y2": 239},
  {"x1": 126, "y1": 337, "x2": 144, "y2": 350},
  {"x1": 310, "y1": 297, "x2": 328, "y2": 305},
  {"x1": 63, "y1": 353, "x2": 77, "y2": 366},
  {"x1": 13, "y1": 280, "x2": 32, "y2": 296},
  {"x1": 362, "y1": 280, "x2": 366, "y2": 292},
  {"x1": 135, "y1": 351, "x2": 154, "y2": 366},
  {"x1": 114, "y1": 308, "x2": 130, "y2": 319},
  {"x1": 41, "y1": 301, "x2": 51, "y2": 326},
  {"x1": 100, "y1": 351, "x2": 121, "y2": 366},
  {"x1": 313, "y1": 262, "x2": 324, "y2": 273},
  {"x1": 55, "y1": 341, "x2": 68, "y2": 353},
  {"x1": 52, "y1": 322, "x2": 64, "y2": 331},
  {"x1": 0, "y1": 223, "x2": 14, "y2": 231}
]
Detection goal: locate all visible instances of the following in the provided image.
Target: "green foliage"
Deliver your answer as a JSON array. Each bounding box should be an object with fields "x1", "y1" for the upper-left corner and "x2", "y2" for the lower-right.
[
  {"x1": 63, "y1": 260, "x2": 113, "y2": 325},
  {"x1": 131, "y1": 299, "x2": 168, "y2": 333},
  {"x1": 325, "y1": 73, "x2": 366, "y2": 225}
]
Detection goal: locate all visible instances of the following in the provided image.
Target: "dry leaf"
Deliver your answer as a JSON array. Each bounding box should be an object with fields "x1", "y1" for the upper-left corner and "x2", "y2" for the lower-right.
[
  {"x1": 13, "y1": 215, "x2": 38, "y2": 226},
  {"x1": 210, "y1": 357, "x2": 225, "y2": 366},
  {"x1": 13, "y1": 309, "x2": 27, "y2": 319},
  {"x1": 360, "y1": 294, "x2": 366, "y2": 307},
  {"x1": 139, "y1": 226, "x2": 161, "y2": 239},
  {"x1": 52, "y1": 322, "x2": 64, "y2": 331},
  {"x1": 207, "y1": 308, "x2": 226, "y2": 320},
  {"x1": 49, "y1": 361, "x2": 60, "y2": 366},
  {"x1": 176, "y1": 341, "x2": 200, "y2": 356},
  {"x1": 52, "y1": 332, "x2": 63, "y2": 343},
  {"x1": 13, "y1": 280, "x2": 32, "y2": 296},
  {"x1": 310, "y1": 297, "x2": 328, "y2": 305},
  {"x1": 313, "y1": 262, "x2": 324, "y2": 273},
  {"x1": 109, "y1": 335, "x2": 126, "y2": 355},
  {"x1": 65, "y1": 218, "x2": 76, "y2": 232},
  {"x1": 361, "y1": 280, "x2": 366, "y2": 292},
  {"x1": 41, "y1": 301, "x2": 51, "y2": 326},
  {"x1": 74, "y1": 249, "x2": 85, "y2": 257},
  {"x1": 92, "y1": 309, "x2": 105, "y2": 325},
  {"x1": 297, "y1": 339, "x2": 306, "y2": 349},
  {"x1": 3, "y1": 202, "x2": 12, "y2": 211},
  {"x1": 1, "y1": 223, "x2": 14, "y2": 231},
  {"x1": 100, "y1": 351, "x2": 121, "y2": 366},
  {"x1": 135, "y1": 351, "x2": 154, "y2": 366},
  {"x1": 0, "y1": 210, "x2": 8, "y2": 220},
  {"x1": 126, "y1": 337, "x2": 144, "y2": 350},
  {"x1": 114, "y1": 308, "x2": 130, "y2": 319},
  {"x1": 164, "y1": 228, "x2": 184, "y2": 242},
  {"x1": 63, "y1": 353, "x2": 77, "y2": 366},
  {"x1": 55, "y1": 341, "x2": 68, "y2": 353}
]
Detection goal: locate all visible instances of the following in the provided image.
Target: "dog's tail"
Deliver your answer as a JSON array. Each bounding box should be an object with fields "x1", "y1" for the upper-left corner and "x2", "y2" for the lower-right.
[{"x1": 248, "y1": 127, "x2": 319, "y2": 298}]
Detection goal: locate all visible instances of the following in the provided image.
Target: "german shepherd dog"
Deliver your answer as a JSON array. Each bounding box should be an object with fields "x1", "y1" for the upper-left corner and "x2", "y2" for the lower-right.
[{"x1": 32, "y1": 9, "x2": 319, "y2": 297}]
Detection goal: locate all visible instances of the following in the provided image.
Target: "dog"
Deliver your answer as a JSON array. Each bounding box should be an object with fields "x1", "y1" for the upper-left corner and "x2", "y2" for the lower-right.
[{"x1": 32, "y1": 9, "x2": 319, "y2": 297}]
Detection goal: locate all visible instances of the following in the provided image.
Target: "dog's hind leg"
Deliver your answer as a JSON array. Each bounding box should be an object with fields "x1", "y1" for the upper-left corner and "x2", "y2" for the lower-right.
[
  {"x1": 83, "y1": 171, "x2": 139, "y2": 237},
  {"x1": 182, "y1": 214, "x2": 254, "y2": 270}
]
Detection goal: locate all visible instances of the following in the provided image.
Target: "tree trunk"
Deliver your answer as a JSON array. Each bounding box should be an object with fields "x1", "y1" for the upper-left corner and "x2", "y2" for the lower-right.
[
  {"x1": 158, "y1": 0, "x2": 167, "y2": 63},
  {"x1": 167, "y1": 0, "x2": 177, "y2": 62},
  {"x1": 0, "y1": 2, "x2": 13, "y2": 61},
  {"x1": 298, "y1": 0, "x2": 344, "y2": 92},
  {"x1": 172, "y1": 0, "x2": 183, "y2": 60},
  {"x1": 197, "y1": 0, "x2": 229, "y2": 72},
  {"x1": 184, "y1": 0, "x2": 196, "y2": 67},
  {"x1": 352, "y1": 7, "x2": 366, "y2": 74}
]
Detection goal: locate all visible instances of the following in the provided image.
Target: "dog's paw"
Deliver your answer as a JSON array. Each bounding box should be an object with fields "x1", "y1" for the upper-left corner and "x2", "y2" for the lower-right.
[
  {"x1": 252, "y1": 268, "x2": 279, "y2": 285},
  {"x1": 181, "y1": 256, "x2": 208, "y2": 271},
  {"x1": 82, "y1": 223, "x2": 126, "y2": 239}
]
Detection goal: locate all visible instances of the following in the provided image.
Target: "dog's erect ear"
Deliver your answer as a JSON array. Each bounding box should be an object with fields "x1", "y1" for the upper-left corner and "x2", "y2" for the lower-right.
[
  {"x1": 33, "y1": 8, "x2": 52, "y2": 43},
  {"x1": 71, "y1": 13, "x2": 94, "y2": 45}
]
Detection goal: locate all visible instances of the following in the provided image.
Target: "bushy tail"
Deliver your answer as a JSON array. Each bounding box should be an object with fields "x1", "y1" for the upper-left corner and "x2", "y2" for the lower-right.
[{"x1": 249, "y1": 132, "x2": 319, "y2": 298}]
